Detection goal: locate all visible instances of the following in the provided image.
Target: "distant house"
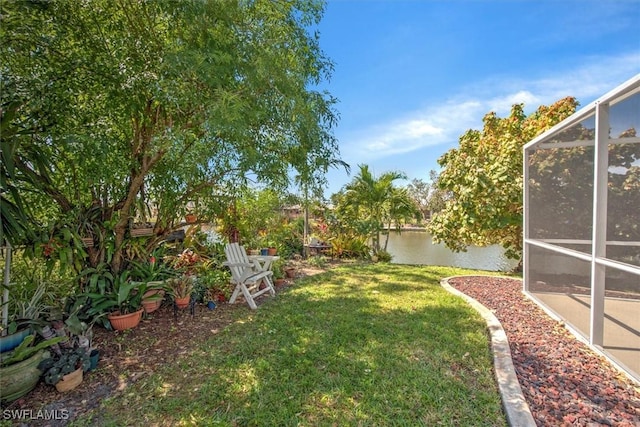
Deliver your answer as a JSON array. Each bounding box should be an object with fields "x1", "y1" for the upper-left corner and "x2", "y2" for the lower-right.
[{"x1": 282, "y1": 205, "x2": 303, "y2": 219}]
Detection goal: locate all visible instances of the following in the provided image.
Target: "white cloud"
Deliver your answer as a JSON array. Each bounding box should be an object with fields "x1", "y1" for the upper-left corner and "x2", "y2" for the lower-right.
[
  {"x1": 487, "y1": 91, "x2": 541, "y2": 115},
  {"x1": 342, "y1": 52, "x2": 640, "y2": 162},
  {"x1": 504, "y1": 52, "x2": 640, "y2": 109},
  {"x1": 343, "y1": 100, "x2": 482, "y2": 159},
  {"x1": 365, "y1": 119, "x2": 442, "y2": 152}
]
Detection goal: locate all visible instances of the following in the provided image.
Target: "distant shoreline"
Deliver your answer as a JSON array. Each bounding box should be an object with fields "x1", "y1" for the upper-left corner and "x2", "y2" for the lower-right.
[{"x1": 383, "y1": 226, "x2": 427, "y2": 232}]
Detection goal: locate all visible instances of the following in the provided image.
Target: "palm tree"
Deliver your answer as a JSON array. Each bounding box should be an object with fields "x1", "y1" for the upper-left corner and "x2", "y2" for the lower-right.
[
  {"x1": 382, "y1": 186, "x2": 418, "y2": 251},
  {"x1": 342, "y1": 164, "x2": 418, "y2": 254}
]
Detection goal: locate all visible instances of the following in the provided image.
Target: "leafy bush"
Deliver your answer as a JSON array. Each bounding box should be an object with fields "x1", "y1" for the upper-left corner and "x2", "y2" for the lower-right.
[
  {"x1": 374, "y1": 249, "x2": 393, "y2": 263},
  {"x1": 330, "y1": 234, "x2": 369, "y2": 259}
]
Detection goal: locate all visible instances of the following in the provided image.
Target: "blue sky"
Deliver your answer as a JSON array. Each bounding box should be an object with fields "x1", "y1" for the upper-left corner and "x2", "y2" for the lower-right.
[{"x1": 316, "y1": 0, "x2": 640, "y2": 196}]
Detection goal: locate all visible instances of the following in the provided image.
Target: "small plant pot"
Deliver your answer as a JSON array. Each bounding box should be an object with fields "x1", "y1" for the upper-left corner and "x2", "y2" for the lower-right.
[
  {"x1": 88, "y1": 349, "x2": 100, "y2": 371},
  {"x1": 267, "y1": 247, "x2": 277, "y2": 256},
  {"x1": 55, "y1": 367, "x2": 83, "y2": 393},
  {"x1": 142, "y1": 289, "x2": 165, "y2": 314},
  {"x1": 260, "y1": 248, "x2": 269, "y2": 256},
  {"x1": 275, "y1": 278, "x2": 285, "y2": 286},
  {"x1": 207, "y1": 301, "x2": 217, "y2": 310},
  {"x1": 108, "y1": 309, "x2": 144, "y2": 331},
  {"x1": 285, "y1": 268, "x2": 296, "y2": 279},
  {"x1": 175, "y1": 296, "x2": 191, "y2": 309},
  {"x1": 185, "y1": 214, "x2": 197, "y2": 224},
  {"x1": 0, "y1": 327, "x2": 32, "y2": 354}
]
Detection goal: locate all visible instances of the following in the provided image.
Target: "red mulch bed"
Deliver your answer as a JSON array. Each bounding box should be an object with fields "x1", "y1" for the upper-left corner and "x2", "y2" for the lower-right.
[{"x1": 449, "y1": 276, "x2": 640, "y2": 427}]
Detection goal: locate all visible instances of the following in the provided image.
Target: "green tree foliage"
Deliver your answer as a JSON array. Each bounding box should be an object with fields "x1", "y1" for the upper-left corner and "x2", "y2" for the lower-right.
[
  {"x1": 405, "y1": 178, "x2": 430, "y2": 222},
  {"x1": 428, "y1": 97, "x2": 578, "y2": 261},
  {"x1": 335, "y1": 164, "x2": 419, "y2": 254},
  {"x1": 405, "y1": 170, "x2": 450, "y2": 222},
  {"x1": 425, "y1": 170, "x2": 450, "y2": 216},
  {"x1": 1, "y1": 0, "x2": 343, "y2": 272}
]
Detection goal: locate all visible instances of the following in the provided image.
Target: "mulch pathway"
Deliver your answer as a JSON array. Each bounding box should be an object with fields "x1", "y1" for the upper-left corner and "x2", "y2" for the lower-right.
[{"x1": 449, "y1": 276, "x2": 640, "y2": 427}]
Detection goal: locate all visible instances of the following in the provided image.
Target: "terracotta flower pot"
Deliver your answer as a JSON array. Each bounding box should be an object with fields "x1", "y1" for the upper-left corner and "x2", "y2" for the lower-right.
[
  {"x1": 142, "y1": 288, "x2": 165, "y2": 314},
  {"x1": 267, "y1": 247, "x2": 277, "y2": 256},
  {"x1": 174, "y1": 296, "x2": 190, "y2": 309},
  {"x1": 108, "y1": 309, "x2": 144, "y2": 331},
  {"x1": 185, "y1": 214, "x2": 197, "y2": 224},
  {"x1": 55, "y1": 367, "x2": 83, "y2": 393}
]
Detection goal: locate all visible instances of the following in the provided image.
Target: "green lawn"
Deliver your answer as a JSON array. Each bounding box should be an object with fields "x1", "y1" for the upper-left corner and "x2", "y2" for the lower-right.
[{"x1": 74, "y1": 263, "x2": 506, "y2": 426}]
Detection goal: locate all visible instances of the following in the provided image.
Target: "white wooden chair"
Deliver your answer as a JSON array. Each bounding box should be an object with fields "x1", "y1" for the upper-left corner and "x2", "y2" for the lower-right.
[{"x1": 223, "y1": 242, "x2": 275, "y2": 309}]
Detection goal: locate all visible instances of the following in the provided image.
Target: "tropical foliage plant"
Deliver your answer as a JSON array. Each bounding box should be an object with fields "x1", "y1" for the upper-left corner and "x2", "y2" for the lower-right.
[{"x1": 333, "y1": 164, "x2": 419, "y2": 255}]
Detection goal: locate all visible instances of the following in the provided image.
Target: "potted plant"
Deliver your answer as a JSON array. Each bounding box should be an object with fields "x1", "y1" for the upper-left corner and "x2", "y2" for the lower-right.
[
  {"x1": 60, "y1": 298, "x2": 101, "y2": 371},
  {"x1": 266, "y1": 240, "x2": 278, "y2": 256},
  {"x1": 1, "y1": 282, "x2": 52, "y2": 353},
  {"x1": 38, "y1": 346, "x2": 90, "y2": 392},
  {"x1": 85, "y1": 271, "x2": 145, "y2": 331},
  {"x1": 130, "y1": 254, "x2": 175, "y2": 283},
  {"x1": 197, "y1": 269, "x2": 230, "y2": 304},
  {"x1": 73, "y1": 205, "x2": 101, "y2": 248},
  {"x1": 271, "y1": 259, "x2": 285, "y2": 285},
  {"x1": 0, "y1": 333, "x2": 64, "y2": 402},
  {"x1": 130, "y1": 222, "x2": 154, "y2": 237},
  {"x1": 129, "y1": 255, "x2": 175, "y2": 314},
  {"x1": 62, "y1": 295, "x2": 103, "y2": 350},
  {"x1": 170, "y1": 275, "x2": 194, "y2": 309}
]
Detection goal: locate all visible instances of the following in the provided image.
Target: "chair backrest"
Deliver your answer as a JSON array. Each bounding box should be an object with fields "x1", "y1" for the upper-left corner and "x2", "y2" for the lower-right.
[{"x1": 224, "y1": 242, "x2": 250, "y2": 283}]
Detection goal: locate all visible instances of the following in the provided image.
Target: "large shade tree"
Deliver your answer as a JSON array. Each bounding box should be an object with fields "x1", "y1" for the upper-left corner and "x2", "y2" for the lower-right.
[
  {"x1": 428, "y1": 97, "x2": 578, "y2": 262},
  {"x1": 1, "y1": 0, "x2": 343, "y2": 273}
]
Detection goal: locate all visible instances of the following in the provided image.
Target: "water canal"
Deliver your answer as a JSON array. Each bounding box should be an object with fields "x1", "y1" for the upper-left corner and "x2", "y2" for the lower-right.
[{"x1": 385, "y1": 230, "x2": 518, "y2": 272}]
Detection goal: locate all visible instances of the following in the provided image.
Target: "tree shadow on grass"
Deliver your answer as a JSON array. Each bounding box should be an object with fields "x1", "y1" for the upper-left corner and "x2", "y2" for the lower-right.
[{"x1": 82, "y1": 267, "x2": 506, "y2": 426}]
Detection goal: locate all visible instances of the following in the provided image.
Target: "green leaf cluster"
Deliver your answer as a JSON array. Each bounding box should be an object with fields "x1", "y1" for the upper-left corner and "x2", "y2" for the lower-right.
[
  {"x1": 428, "y1": 97, "x2": 579, "y2": 261},
  {"x1": 333, "y1": 165, "x2": 419, "y2": 255},
  {"x1": 1, "y1": 0, "x2": 344, "y2": 275}
]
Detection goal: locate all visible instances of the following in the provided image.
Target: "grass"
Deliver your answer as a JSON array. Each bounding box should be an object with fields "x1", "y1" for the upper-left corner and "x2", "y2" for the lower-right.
[{"x1": 73, "y1": 263, "x2": 506, "y2": 426}]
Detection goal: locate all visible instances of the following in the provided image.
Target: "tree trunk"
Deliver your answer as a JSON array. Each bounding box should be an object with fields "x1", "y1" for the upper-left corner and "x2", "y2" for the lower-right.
[{"x1": 383, "y1": 221, "x2": 391, "y2": 251}]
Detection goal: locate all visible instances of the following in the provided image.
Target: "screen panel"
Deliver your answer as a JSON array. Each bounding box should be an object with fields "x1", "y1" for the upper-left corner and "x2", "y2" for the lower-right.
[
  {"x1": 527, "y1": 244, "x2": 592, "y2": 340},
  {"x1": 603, "y1": 267, "x2": 640, "y2": 378}
]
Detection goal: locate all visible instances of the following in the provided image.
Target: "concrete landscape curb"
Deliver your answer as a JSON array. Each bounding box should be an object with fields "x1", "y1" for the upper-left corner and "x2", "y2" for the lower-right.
[{"x1": 441, "y1": 277, "x2": 536, "y2": 427}]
